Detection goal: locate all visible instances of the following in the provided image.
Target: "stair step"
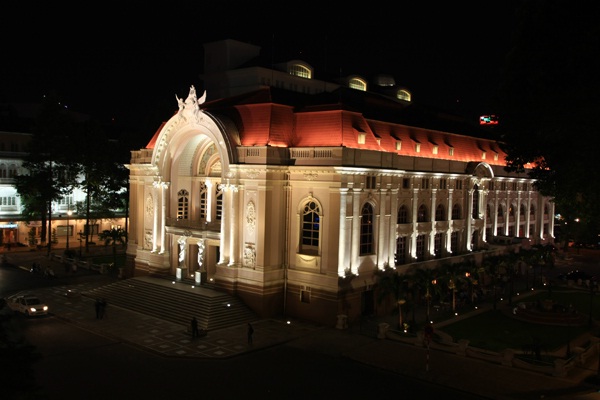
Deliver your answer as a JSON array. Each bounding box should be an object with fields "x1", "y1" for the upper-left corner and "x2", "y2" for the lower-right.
[{"x1": 82, "y1": 277, "x2": 258, "y2": 331}]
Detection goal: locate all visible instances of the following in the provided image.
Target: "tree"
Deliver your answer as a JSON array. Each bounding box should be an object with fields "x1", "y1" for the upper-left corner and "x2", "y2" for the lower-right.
[
  {"x1": 70, "y1": 120, "x2": 129, "y2": 253},
  {"x1": 496, "y1": 1, "x2": 600, "y2": 246},
  {"x1": 13, "y1": 96, "x2": 81, "y2": 254},
  {"x1": 98, "y1": 227, "x2": 127, "y2": 272}
]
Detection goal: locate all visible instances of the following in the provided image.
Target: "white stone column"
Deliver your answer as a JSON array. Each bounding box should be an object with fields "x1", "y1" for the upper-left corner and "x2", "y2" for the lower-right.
[
  {"x1": 389, "y1": 187, "x2": 399, "y2": 266},
  {"x1": 159, "y1": 182, "x2": 169, "y2": 254},
  {"x1": 228, "y1": 185, "x2": 239, "y2": 266},
  {"x1": 493, "y1": 192, "x2": 499, "y2": 238},
  {"x1": 377, "y1": 187, "x2": 387, "y2": 268},
  {"x1": 446, "y1": 189, "x2": 454, "y2": 252},
  {"x1": 516, "y1": 191, "x2": 522, "y2": 236},
  {"x1": 219, "y1": 183, "x2": 230, "y2": 264},
  {"x1": 152, "y1": 180, "x2": 160, "y2": 253},
  {"x1": 206, "y1": 180, "x2": 214, "y2": 223},
  {"x1": 429, "y1": 189, "x2": 437, "y2": 256},
  {"x1": 525, "y1": 193, "x2": 532, "y2": 238},
  {"x1": 467, "y1": 187, "x2": 474, "y2": 251},
  {"x1": 338, "y1": 188, "x2": 349, "y2": 277},
  {"x1": 351, "y1": 188, "x2": 361, "y2": 275},
  {"x1": 411, "y1": 189, "x2": 419, "y2": 259},
  {"x1": 481, "y1": 189, "x2": 489, "y2": 242}
]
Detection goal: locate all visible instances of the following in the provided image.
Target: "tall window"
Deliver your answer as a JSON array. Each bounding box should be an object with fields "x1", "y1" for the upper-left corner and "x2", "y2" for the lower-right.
[
  {"x1": 301, "y1": 201, "x2": 321, "y2": 255},
  {"x1": 452, "y1": 204, "x2": 461, "y2": 220},
  {"x1": 199, "y1": 183, "x2": 208, "y2": 220},
  {"x1": 360, "y1": 203, "x2": 374, "y2": 255},
  {"x1": 215, "y1": 188, "x2": 223, "y2": 221},
  {"x1": 472, "y1": 185, "x2": 480, "y2": 219},
  {"x1": 416, "y1": 235, "x2": 426, "y2": 261},
  {"x1": 417, "y1": 204, "x2": 428, "y2": 222},
  {"x1": 451, "y1": 231, "x2": 459, "y2": 253},
  {"x1": 177, "y1": 189, "x2": 189, "y2": 220},
  {"x1": 434, "y1": 233, "x2": 443, "y2": 258},
  {"x1": 397, "y1": 205, "x2": 410, "y2": 224},
  {"x1": 395, "y1": 236, "x2": 407, "y2": 265},
  {"x1": 435, "y1": 204, "x2": 445, "y2": 221}
]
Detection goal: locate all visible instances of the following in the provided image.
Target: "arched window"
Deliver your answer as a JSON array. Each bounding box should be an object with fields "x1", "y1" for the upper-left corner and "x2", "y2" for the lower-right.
[
  {"x1": 520, "y1": 204, "x2": 526, "y2": 217},
  {"x1": 177, "y1": 189, "x2": 189, "y2": 220},
  {"x1": 360, "y1": 203, "x2": 374, "y2": 255},
  {"x1": 300, "y1": 200, "x2": 321, "y2": 255},
  {"x1": 417, "y1": 204, "x2": 428, "y2": 222},
  {"x1": 397, "y1": 205, "x2": 410, "y2": 224},
  {"x1": 497, "y1": 205, "x2": 504, "y2": 218},
  {"x1": 289, "y1": 63, "x2": 311, "y2": 79},
  {"x1": 435, "y1": 204, "x2": 445, "y2": 221},
  {"x1": 530, "y1": 205, "x2": 536, "y2": 220},
  {"x1": 397, "y1": 89, "x2": 411, "y2": 102},
  {"x1": 349, "y1": 77, "x2": 367, "y2": 91},
  {"x1": 452, "y1": 204, "x2": 462, "y2": 220},
  {"x1": 472, "y1": 185, "x2": 480, "y2": 218}
]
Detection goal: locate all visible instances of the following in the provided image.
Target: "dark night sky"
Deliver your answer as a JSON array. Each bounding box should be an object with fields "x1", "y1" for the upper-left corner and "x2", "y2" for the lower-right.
[{"x1": 1, "y1": 2, "x2": 520, "y2": 148}]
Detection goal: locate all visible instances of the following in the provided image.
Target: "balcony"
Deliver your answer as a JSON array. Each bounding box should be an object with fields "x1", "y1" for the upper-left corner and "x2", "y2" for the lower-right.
[{"x1": 165, "y1": 218, "x2": 220, "y2": 232}]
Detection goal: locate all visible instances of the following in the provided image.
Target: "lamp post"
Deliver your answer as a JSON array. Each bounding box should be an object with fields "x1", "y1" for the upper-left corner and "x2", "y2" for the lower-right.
[{"x1": 66, "y1": 210, "x2": 72, "y2": 250}]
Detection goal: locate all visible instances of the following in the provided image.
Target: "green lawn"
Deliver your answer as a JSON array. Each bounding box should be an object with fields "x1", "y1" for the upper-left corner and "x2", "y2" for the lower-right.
[{"x1": 437, "y1": 288, "x2": 598, "y2": 353}]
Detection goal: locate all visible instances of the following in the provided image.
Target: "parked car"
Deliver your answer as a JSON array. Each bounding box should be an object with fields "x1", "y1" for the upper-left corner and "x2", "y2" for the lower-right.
[{"x1": 5, "y1": 293, "x2": 49, "y2": 316}]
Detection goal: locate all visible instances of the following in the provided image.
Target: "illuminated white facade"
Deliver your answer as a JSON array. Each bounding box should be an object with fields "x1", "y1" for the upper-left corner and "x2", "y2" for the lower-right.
[{"x1": 126, "y1": 39, "x2": 554, "y2": 325}]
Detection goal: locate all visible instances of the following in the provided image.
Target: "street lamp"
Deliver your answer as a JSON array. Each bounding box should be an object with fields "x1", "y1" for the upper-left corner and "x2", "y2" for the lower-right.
[{"x1": 66, "y1": 210, "x2": 72, "y2": 250}]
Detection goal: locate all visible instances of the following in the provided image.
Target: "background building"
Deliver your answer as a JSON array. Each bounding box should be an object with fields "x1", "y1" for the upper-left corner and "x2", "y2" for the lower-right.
[
  {"x1": 0, "y1": 104, "x2": 126, "y2": 251},
  {"x1": 126, "y1": 39, "x2": 554, "y2": 326}
]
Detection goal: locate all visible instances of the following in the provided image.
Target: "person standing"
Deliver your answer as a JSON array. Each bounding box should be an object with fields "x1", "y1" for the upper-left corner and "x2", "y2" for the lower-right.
[
  {"x1": 95, "y1": 298, "x2": 101, "y2": 319},
  {"x1": 247, "y1": 323, "x2": 254, "y2": 344},
  {"x1": 190, "y1": 317, "x2": 199, "y2": 338}
]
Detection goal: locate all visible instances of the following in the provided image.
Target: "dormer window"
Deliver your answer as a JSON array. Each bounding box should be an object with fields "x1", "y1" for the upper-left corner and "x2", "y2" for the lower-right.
[
  {"x1": 432, "y1": 145, "x2": 438, "y2": 155},
  {"x1": 395, "y1": 140, "x2": 402, "y2": 151},
  {"x1": 397, "y1": 89, "x2": 411, "y2": 102},
  {"x1": 349, "y1": 77, "x2": 367, "y2": 91},
  {"x1": 289, "y1": 63, "x2": 311, "y2": 79},
  {"x1": 415, "y1": 143, "x2": 421, "y2": 153},
  {"x1": 357, "y1": 133, "x2": 366, "y2": 144}
]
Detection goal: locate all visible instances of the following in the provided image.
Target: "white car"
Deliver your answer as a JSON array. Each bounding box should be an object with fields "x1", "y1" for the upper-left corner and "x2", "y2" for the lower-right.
[{"x1": 6, "y1": 293, "x2": 49, "y2": 316}]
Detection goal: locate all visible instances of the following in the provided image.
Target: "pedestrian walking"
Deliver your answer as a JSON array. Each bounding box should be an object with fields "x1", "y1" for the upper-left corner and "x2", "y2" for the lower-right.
[
  {"x1": 247, "y1": 322, "x2": 254, "y2": 344},
  {"x1": 99, "y1": 298, "x2": 107, "y2": 319},
  {"x1": 190, "y1": 317, "x2": 199, "y2": 338}
]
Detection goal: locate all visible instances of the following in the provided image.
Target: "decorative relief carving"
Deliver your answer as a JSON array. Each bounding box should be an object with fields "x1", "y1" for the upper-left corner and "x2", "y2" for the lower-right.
[
  {"x1": 304, "y1": 172, "x2": 318, "y2": 181},
  {"x1": 246, "y1": 201, "x2": 256, "y2": 233},
  {"x1": 243, "y1": 243, "x2": 256, "y2": 269},
  {"x1": 197, "y1": 239, "x2": 205, "y2": 269},
  {"x1": 245, "y1": 170, "x2": 259, "y2": 179},
  {"x1": 144, "y1": 230, "x2": 152, "y2": 249},
  {"x1": 145, "y1": 195, "x2": 153, "y2": 217}
]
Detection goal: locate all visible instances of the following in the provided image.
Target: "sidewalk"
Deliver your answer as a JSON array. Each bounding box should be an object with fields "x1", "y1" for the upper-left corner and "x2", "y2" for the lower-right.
[{"x1": 7, "y1": 247, "x2": 600, "y2": 399}]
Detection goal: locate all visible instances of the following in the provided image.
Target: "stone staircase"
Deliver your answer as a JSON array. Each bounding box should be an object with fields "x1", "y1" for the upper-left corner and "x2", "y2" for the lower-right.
[{"x1": 82, "y1": 276, "x2": 258, "y2": 332}]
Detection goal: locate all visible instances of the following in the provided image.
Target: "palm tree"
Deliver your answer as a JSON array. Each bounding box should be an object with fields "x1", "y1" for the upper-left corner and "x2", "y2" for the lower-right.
[
  {"x1": 408, "y1": 265, "x2": 441, "y2": 323},
  {"x1": 375, "y1": 264, "x2": 409, "y2": 329},
  {"x1": 98, "y1": 228, "x2": 127, "y2": 274}
]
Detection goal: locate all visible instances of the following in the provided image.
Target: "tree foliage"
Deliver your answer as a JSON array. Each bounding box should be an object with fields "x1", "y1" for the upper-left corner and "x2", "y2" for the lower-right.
[{"x1": 495, "y1": 1, "x2": 600, "y2": 244}]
